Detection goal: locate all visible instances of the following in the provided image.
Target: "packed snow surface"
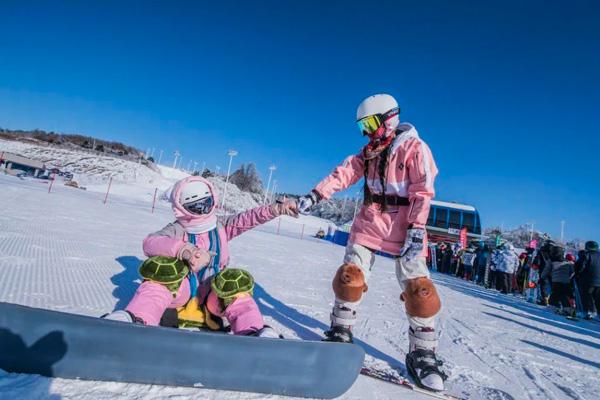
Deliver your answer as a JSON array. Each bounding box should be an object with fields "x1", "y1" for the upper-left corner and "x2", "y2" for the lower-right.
[{"x1": 0, "y1": 173, "x2": 599, "y2": 400}]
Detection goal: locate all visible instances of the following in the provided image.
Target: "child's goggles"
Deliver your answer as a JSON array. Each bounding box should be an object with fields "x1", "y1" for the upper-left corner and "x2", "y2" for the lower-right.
[
  {"x1": 183, "y1": 196, "x2": 214, "y2": 215},
  {"x1": 356, "y1": 107, "x2": 400, "y2": 136}
]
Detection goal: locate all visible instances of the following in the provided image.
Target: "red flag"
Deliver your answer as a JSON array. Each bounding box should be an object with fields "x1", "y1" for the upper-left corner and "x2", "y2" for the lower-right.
[{"x1": 459, "y1": 227, "x2": 468, "y2": 249}]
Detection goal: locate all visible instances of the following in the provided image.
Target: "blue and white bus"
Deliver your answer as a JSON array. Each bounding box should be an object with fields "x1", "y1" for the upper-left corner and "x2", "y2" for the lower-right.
[{"x1": 426, "y1": 200, "x2": 483, "y2": 243}]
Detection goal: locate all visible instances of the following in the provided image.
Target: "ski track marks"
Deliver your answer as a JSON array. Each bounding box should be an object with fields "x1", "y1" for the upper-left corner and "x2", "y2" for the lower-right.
[{"x1": 1, "y1": 174, "x2": 599, "y2": 400}]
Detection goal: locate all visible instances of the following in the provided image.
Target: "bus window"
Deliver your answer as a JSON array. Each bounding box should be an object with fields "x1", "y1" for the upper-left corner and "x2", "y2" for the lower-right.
[
  {"x1": 449, "y1": 210, "x2": 461, "y2": 229},
  {"x1": 462, "y1": 212, "x2": 474, "y2": 231},
  {"x1": 473, "y1": 213, "x2": 481, "y2": 234},
  {"x1": 427, "y1": 208, "x2": 435, "y2": 226},
  {"x1": 435, "y1": 208, "x2": 448, "y2": 228}
]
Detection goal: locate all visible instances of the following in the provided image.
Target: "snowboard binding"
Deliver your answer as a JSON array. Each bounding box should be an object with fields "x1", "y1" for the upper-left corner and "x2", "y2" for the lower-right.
[
  {"x1": 406, "y1": 348, "x2": 448, "y2": 392},
  {"x1": 323, "y1": 325, "x2": 354, "y2": 343}
]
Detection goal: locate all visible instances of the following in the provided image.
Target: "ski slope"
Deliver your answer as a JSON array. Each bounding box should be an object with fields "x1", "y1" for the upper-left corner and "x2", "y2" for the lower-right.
[{"x1": 0, "y1": 173, "x2": 599, "y2": 400}]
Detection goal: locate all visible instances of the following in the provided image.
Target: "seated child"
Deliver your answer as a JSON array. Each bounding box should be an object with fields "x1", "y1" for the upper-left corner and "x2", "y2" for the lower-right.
[{"x1": 104, "y1": 176, "x2": 297, "y2": 337}]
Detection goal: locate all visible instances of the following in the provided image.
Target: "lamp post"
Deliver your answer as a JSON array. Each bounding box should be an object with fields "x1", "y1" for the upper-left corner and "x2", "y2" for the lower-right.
[
  {"x1": 264, "y1": 165, "x2": 276, "y2": 204},
  {"x1": 172, "y1": 151, "x2": 180, "y2": 169},
  {"x1": 528, "y1": 221, "x2": 535, "y2": 242},
  {"x1": 353, "y1": 191, "x2": 361, "y2": 222},
  {"x1": 270, "y1": 180, "x2": 278, "y2": 203},
  {"x1": 220, "y1": 149, "x2": 238, "y2": 210}
]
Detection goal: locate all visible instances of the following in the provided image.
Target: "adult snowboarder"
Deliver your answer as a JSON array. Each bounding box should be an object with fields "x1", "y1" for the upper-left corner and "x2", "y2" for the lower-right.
[{"x1": 297, "y1": 94, "x2": 445, "y2": 392}]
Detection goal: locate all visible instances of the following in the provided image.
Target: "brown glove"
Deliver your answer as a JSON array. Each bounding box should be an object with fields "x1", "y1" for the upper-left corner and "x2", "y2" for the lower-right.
[
  {"x1": 271, "y1": 200, "x2": 299, "y2": 218},
  {"x1": 177, "y1": 243, "x2": 213, "y2": 273}
]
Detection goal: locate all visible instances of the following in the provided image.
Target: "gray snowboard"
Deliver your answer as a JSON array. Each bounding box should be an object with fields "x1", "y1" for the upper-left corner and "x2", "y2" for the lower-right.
[{"x1": 0, "y1": 302, "x2": 364, "y2": 398}]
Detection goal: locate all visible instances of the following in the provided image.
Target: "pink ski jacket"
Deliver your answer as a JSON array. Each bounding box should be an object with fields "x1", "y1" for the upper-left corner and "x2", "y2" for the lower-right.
[
  {"x1": 142, "y1": 207, "x2": 276, "y2": 266},
  {"x1": 314, "y1": 123, "x2": 438, "y2": 255}
]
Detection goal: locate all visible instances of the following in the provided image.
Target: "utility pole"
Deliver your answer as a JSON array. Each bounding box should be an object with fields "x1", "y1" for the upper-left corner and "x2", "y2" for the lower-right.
[
  {"x1": 528, "y1": 221, "x2": 535, "y2": 242},
  {"x1": 353, "y1": 191, "x2": 361, "y2": 222},
  {"x1": 221, "y1": 149, "x2": 238, "y2": 210},
  {"x1": 172, "y1": 151, "x2": 180, "y2": 169},
  {"x1": 264, "y1": 165, "x2": 277, "y2": 204},
  {"x1": 270, "y1": 180, "x2": 278, "y2": 202}
]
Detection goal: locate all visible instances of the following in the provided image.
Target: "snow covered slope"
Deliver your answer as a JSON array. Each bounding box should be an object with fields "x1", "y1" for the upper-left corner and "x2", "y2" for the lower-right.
[
  {"x1": 0, "y1": 174, "x2": 598, "y2": 399},
  {"x1": 0, "y1": 138, "x2": 264, "y2": 213}
]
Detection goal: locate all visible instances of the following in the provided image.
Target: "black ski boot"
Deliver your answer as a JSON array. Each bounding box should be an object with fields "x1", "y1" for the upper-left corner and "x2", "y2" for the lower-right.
[
  {"x1": 406, "y1": 348, "x2": 447, "y2": 392},
  {"x1": 323, "y1": 325, "x2": 353, "y2": 343},
  {"x1": 406, "y1": 327, "x2": 447, "y2": 392}
]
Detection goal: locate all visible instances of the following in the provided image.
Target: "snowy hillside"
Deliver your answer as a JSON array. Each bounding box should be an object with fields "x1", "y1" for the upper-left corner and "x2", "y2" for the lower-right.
[
  {"x1": 0, "y1": 173, "x2": 599, "y2": 400},
  {"x1": 0, "y1": 138, "x2": 264, "y2": 213}
]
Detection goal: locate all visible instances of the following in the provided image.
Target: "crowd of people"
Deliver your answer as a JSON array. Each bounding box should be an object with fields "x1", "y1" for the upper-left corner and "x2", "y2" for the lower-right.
[{"x1": 429, "y1": 239, "x2": 600, "y2": 320}]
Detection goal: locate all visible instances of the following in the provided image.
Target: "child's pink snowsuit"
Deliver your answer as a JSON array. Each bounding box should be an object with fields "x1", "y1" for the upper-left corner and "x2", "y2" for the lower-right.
[
  {"x1": 126, "y1": 176, "x2": 277, "y2": 335},
  {"x1": 314, "y1": 123, "x2": 438, "y2": 255}
]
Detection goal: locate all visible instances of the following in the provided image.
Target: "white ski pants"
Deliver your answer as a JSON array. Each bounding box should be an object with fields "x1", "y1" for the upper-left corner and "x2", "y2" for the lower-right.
[{"x1": 331, "y1": 243, "x2": 438, "y2": 331}]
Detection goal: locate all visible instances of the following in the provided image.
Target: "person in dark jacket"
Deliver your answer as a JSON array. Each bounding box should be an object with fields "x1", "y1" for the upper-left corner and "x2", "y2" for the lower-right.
[
  {"x1": 442, "y1": 245, "x2": 453, "y2": 275},
  {"x1": 534, "y1": 240, "x2": 554, "y2": 305},
  {"x1": 436, "y1": 243, "x2": 446, "y2": 273},
  {"x1": 475, "y1": 244, "x2": 490, "y2": 285},
  {"x1": 575, "y1": 241, "x2": 600, "y2": 319},
  {"x1": 542, "y1": 245, "x2": 574, "y2": 315}
]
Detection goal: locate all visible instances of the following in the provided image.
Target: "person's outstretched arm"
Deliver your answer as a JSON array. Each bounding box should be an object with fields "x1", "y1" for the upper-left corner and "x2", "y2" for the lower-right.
[{"x1": 221, "y1": 200, "x2": 298, "y2": 240}]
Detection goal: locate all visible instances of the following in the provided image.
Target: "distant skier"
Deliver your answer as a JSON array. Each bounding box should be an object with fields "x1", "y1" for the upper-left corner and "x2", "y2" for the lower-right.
[
  {"x1": 297, "y1": 94, "x2": 446, "y2": 392},
  {"x1": 533, "y1": 239, "x2": 555, "y2": 305},
  {"x1": 575, "y1": 241, "x2": 600, "y2": 319},
  {"x1": 474, "y1": 243, "x2": 490, "y2": 285},
  {"x1": 541, "y1": 245, "x2": 574, "y2": 315},
  {"x1": 490, "y1": 242, "x2": 519, "y2": 294},
  {"x1": 460, "y1": 246, "x2": 476, "y2": 281},
  {"x1": 104, "y1": 176, "x2": 298, "y2": 337}
]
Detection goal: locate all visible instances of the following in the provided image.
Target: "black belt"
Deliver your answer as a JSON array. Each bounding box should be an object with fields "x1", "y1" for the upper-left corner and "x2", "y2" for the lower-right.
[{"x1": 372, "y1": 194, "x2": 410, "y2": 206}]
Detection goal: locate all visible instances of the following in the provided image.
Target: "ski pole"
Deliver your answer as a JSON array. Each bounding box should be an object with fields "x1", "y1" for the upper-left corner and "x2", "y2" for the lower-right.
[
  {"x1": 103, "y1": 176, "x2": 113, "y2": 204},
  {"x1": 300, "y1": 224, "x2": 305, "y2": 240},
  {"x1": 277, "y1": 218, "x2": 281, "y2": 235},
  {"x1": 151, "y1": 188, "x2": 158, "y2": 213},
  {"x1": 47, "y1": 172, "x2": 56, "y2": 194}
]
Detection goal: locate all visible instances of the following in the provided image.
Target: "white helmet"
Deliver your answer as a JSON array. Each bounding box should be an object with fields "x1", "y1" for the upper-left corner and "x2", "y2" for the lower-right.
[
  {"x1": 179, "y1": 180, "x2": 212, "y2": 205},
  {"x1": 356, "y1": 94, "x2": 400, "y2": 132}
]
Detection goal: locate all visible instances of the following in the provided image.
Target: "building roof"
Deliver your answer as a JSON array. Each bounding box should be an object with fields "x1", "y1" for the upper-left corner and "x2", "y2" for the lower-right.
[
  {"x1": 431, "y1": 200, "x2": 476, "y2": 212},
  {"x1": 0, "y1": 152, "x2": 45, "y2": 170}
]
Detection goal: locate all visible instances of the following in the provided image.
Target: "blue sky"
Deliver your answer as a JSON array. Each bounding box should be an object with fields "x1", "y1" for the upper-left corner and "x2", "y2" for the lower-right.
[{"x1": 0, "y1": 1, "x2": 598, "y2": 240}]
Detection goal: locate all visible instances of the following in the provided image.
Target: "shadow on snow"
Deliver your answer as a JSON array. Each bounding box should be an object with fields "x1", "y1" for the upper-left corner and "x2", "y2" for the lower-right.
[
  {"x1": 254, "y1": 283, "x2": 402, "y2": 367},
  {"x1": 112, "y1": 256, "x2": 144, "y2": 311}
]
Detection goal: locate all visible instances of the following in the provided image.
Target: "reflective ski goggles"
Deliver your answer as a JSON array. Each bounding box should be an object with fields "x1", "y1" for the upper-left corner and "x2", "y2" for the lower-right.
[
  {"x1": 357, "y1": 107, "x2": 400, "y2": 136},
  {"x1": 183, "y1": 196, "x2": 214, "y2": 215}
]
